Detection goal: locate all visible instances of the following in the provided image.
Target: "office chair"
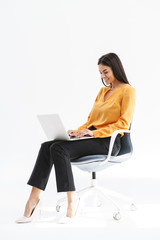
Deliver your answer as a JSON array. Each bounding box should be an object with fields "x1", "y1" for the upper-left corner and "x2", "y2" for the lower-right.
[{"x1": 56, "y1": 129, "x2": 137, "y2": 220}]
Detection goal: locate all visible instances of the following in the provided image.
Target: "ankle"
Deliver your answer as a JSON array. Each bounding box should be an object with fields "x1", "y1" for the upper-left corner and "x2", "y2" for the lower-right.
[
  {"x1": 28, "y1": 197, "x2": 39, "y2": 205},
  {"x1": 24, "y1": 198, "x2": 39, "y2": 217},
  {"x1": 67, "y1": 192, "x2": 79, "y2": 204},
  {"x1": 66, "y1": 198, "x2": 80, "y2": 218}
]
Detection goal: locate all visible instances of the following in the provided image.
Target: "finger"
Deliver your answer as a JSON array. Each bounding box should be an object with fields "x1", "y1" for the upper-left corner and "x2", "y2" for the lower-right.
[
  {"x1": 77, "y1": 134, "x2": 84, "y2": 138},
  {"x1": 71, "y1": 132, "x2": 77, "y2": 137}
]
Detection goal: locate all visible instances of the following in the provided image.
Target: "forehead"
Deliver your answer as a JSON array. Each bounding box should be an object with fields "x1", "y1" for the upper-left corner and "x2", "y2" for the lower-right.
[{"x1": 98, "y1": 64, "x2": 111, "y2": 72}]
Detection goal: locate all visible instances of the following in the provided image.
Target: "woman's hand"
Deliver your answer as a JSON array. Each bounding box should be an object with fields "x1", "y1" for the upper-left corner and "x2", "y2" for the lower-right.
[
  {"x1": 76, "y1": 129, "x2": 94, "y2": 138},
  {"x1": 67, "y1": 130, "x2": 78, "y2": 137},
  {"x1": 67, "y1": 129, "x2": 94, "y2": 138}
]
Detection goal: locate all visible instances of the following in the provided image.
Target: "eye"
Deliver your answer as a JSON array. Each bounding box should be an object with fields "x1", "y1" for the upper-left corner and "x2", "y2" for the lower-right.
[{"x1": 99, "y1": 71, "x2": 109, "y2": 74}]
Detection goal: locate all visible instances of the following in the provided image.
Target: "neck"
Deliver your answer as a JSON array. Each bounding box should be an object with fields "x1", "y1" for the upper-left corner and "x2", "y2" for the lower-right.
[{"x1": 111, "y1": 80, "x2": 124, "y2": 89}]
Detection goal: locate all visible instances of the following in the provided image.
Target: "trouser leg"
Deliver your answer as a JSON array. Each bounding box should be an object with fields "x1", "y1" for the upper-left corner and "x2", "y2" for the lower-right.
[
  {"x1": 49, "y1": 135, "x2": 121, "y2": 192},
  {"x1": 27, "y1": 135, "x2": 121, "y2": 193},
  {"x1": 27, "y1": 140, "x2": 61, "y2": 190},
  {"x1": 49, "y1": 142, "x2": 76, "y2": 192}
]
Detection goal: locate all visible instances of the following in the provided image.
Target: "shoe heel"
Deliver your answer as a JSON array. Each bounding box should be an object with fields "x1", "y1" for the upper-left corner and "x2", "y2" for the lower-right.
[
  {"x1": 74, "y1": 197, "x2": 82, "y2": 217},
  {"x1": 35, "y1": 200, "x2": 43, "y2": 220},
  {"x1": 39, "y1": 208, "x2": 42, "y2": 220}
]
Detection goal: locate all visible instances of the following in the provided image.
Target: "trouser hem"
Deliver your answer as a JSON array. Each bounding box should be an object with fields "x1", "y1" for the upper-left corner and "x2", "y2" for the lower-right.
[
  {"x1": 57, "y1": 187, "x2": 76, "y2": 193},
  {"x1": 27, "y1": 181, "x2": 45, "y2": 191}
]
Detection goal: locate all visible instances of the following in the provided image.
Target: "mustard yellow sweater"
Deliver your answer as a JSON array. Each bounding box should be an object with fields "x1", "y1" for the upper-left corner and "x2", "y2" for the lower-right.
[{"x1": 76, "y1": 84, "x2": 136, "y2": 138}]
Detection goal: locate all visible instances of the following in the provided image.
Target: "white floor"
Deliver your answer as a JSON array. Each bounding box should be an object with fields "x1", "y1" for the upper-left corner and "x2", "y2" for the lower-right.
[{"x1": 1, "y1": 171, "x2": 160, "y2": 240}]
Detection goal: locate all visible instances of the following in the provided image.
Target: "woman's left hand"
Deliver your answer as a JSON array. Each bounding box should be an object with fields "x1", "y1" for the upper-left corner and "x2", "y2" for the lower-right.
[{"x1": 76, "y1": 129, "x2": 94, "y2": 138}]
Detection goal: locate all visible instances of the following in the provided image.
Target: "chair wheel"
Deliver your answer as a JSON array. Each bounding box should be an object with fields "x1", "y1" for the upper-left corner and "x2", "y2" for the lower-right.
[
  {"x1": 113, "y1": 212, "x2": 121, "y2": 220},
  {"x1": 56, "y1": 205, "x2": 61, "y2": 212},
  {"x1": 97, "y1": 201, "x2": 102, "y2": 207},
  {"x1": 130, "y1": 203, "x2": 137, "y2": 211}
]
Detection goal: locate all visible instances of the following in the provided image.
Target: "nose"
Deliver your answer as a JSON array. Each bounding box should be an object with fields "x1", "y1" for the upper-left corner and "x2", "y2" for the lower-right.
[{"x1": 101, "y1": 73, "x2": 106, "y2": 78}]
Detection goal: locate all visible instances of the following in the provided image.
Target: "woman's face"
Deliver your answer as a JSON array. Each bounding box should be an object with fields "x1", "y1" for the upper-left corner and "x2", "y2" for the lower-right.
[{"x1": 98, "y1": 64, "x2": 117, "y2": 86}]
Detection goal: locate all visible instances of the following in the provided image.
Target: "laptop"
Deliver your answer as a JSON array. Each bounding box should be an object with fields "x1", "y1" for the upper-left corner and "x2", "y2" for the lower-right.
[{"x1": 37, "y1": 114, "x2": 94, "y2": 141}]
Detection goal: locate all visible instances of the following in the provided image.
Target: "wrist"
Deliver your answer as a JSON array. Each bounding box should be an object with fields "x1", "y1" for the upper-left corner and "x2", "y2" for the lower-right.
[{"x1": 90, "y1": 130, "x2": 94, "y2": 136}]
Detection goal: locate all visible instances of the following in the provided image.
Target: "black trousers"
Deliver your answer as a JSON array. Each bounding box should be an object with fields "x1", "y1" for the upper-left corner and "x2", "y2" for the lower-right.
[{"x1": 27, "y1": 127, "x2": 121, "y2": 192}]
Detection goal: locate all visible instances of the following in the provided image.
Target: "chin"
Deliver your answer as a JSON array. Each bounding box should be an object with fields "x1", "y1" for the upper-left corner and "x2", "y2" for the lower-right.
[{"x1": 105, "y1": 81, "x2": 111, "y2": 85}]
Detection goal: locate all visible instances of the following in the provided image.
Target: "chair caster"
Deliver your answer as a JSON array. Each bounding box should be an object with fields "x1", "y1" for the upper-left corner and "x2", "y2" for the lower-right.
[
  {"x1": 97, "y1": 200, "x2": 102, "y2": 207},
  {"x1": 130, "y1": 203, "x2": 137, "y2": 211},
  {"x1": 113, "y1": 212, "x2": 121, "y2": 220},
  {"x1": 56, "y1": 205, "x2": 61, "y2": 212}
]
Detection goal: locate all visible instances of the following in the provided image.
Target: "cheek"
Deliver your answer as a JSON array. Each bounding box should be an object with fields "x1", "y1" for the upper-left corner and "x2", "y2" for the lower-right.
[
  {"x1": 107, "y1": 74, "x2": 112, "y2": 80},
  {"x1": 109, "y1": 74, "x2": 114, "y2": 80}
]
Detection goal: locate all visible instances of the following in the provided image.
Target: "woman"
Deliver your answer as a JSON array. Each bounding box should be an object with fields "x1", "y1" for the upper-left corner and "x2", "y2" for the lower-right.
[{"x1": 15, "y1": 52, "x2": 136, "y2": 224}]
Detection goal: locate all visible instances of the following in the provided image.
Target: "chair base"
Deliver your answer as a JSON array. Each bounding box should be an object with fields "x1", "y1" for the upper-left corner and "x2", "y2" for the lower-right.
[{"x1": 56, "y1": 179, "x2": 137, "y2": 220}]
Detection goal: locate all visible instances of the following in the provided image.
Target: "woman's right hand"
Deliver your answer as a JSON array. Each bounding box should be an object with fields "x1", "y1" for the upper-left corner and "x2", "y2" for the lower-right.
[{"x1": 67, "y1": 130, "x2": 78, "y2": 137}]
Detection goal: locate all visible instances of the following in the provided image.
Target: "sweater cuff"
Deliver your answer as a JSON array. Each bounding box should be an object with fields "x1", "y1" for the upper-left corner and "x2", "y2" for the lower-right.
[{"x1": 92, "y1": 130, "x2": 101, "y2": 138}]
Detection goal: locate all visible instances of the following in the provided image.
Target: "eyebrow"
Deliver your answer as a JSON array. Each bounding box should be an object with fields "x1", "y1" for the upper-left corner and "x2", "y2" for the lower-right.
[{"x1": 99, "y1": 69, "x2": 109, "y2": 72}]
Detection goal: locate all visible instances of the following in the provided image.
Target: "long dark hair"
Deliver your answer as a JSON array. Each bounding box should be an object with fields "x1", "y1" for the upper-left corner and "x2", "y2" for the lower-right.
[{"x1": 98, "y1": 53, "x2": 130, "y2": 87}]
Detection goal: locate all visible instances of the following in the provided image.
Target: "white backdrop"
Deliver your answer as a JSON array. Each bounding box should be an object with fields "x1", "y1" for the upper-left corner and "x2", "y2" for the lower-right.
[{"x1": 0, "y1": 0, "x2": 160, "y2": 184}]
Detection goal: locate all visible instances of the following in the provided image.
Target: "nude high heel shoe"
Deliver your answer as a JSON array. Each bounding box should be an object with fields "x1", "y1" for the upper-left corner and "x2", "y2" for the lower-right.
[
  {"x1": 15, "y1": 199, "x2": 42, "y2": 224},
  {"x1": 58, "y1": 197, "x2": 81, "y2": 224}
]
